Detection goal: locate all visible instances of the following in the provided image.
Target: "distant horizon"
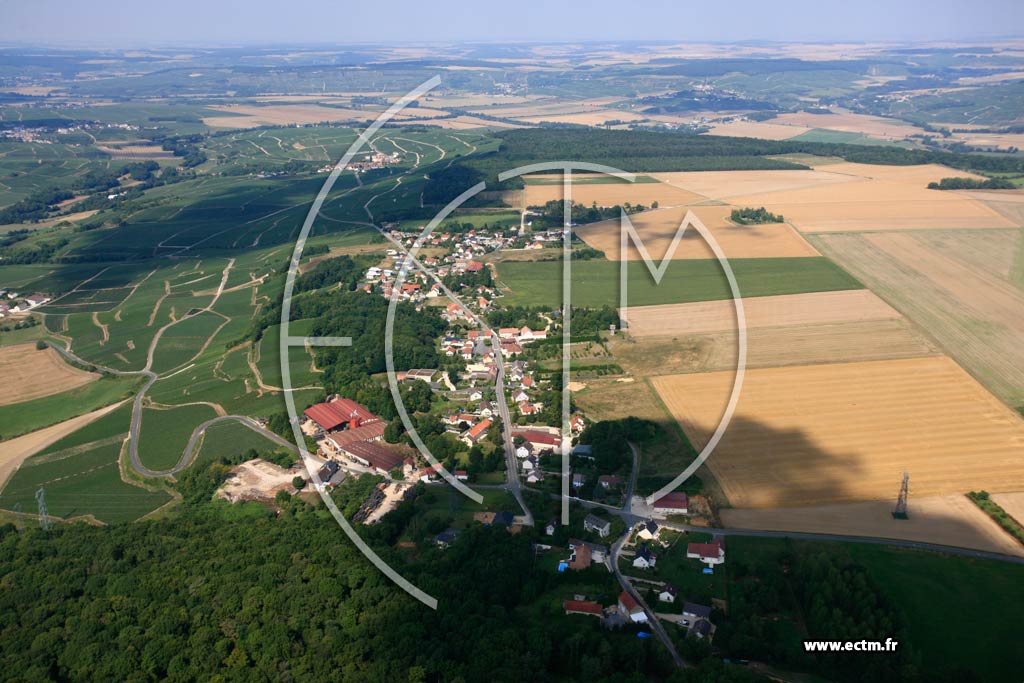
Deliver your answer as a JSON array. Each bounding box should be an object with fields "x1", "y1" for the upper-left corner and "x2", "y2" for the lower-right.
[
  {"x1": 3, "y1": 36, "x2": 1024, "y2": 50},
  {"x1": 3, "y1": 0, "x2": 1023, "y2": 46}
]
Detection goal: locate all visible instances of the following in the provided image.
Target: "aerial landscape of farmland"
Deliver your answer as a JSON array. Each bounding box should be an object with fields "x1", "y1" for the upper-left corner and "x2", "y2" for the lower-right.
[{"x1": 0, "y1": 2, "x2": 1023, "y2": 680}]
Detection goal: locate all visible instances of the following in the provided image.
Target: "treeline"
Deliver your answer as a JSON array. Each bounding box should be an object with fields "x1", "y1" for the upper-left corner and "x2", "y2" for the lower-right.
[
  {"x1": 730, "y1": 207, "x2": 784, "y2": 224},
  {"x1": 927, "y1": 176, "x2": 1016, "y2": 190},
  {"x1": 575, "y1": 416, "x2": 659, "y2": 475},
  {"x1": 528, "y1": 199, "x2": 648, "y2": 229},
  {"x1": 424, "y1": 128, "x2": 1024, "y2": 204}
]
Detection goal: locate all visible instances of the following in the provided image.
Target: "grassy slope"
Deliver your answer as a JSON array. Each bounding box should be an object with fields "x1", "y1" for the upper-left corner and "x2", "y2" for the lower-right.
[
  {"x1": 0, "y1": 375, "x2": 139, "y2": 441},
  {"x1": 0, "y1": 403, "x2": 170, "y2": 523}
]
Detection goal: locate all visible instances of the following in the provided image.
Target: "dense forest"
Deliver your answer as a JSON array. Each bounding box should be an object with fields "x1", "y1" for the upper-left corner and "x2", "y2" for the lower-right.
[{"x1": 0, "y1": 511, "x2": 674, "y2": 682}]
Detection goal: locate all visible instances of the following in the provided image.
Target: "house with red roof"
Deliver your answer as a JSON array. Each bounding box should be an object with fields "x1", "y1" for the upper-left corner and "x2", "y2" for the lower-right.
[
  {"x1": 687, "y1": 538, "x2": 725, "y2": 566},
  {"x1": 617, "y1": 590, "x2": 648, "y2": 623},
  {"x1": 563, "y1": 600, "x2": 603, "y2": 618},
  {"x1": 460, "y1": 418, "x2": 492, "y2": 446},
  {"x1": 652, "y1": 491, "x2": 688, "y2": 516}
]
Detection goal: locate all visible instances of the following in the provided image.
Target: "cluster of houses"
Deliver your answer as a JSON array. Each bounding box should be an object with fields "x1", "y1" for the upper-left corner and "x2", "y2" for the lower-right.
[
  {"x1": 344, "y1": 150, "x2": 400, "y2": 172},
  {"x1": 0, "y1": 290, "x2": 50, "y2": 318},
  {"x1": 562, "y1": 591, "x2": 715, "y2": 640}
]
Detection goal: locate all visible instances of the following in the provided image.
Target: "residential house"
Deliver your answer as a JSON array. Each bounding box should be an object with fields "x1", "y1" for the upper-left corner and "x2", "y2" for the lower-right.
[
  {"x1": 583, "y1": 514, "x2": 611, "y2": 538},
  {"x1": 571, "y1": 473, "x2": 586, "y2": 489},
  {"x1": 682, "y1": 602, "x2": 712, "y2": 622},
  {"x1": 597, "y1": 474, "x2": 621, "y2": 489},
  {"x1": 686, "y1": 540, "x2": 725, "y2": 566},
  {"x1": 658, "y1": 586, "x2": 678, "y2": 603},
  {"x1": 563, "y1": 600, "x2": 603, "y2": 618},
  {"x1": 636, "y1": 521, "x2": 660, "y2": 542},
  {"x1": 435, "y1": 529, "x2": 458, "y2": 549},
  {"x1": 652, "y1": 491, "x2": 688, "y2": 516},
  {"x1": 632, "y1": 543, "x2": 657, "y2": 569},
  {"x1": 545, "y1": 519, "x2": 558, "y2": 536},
  {"x1": 617, "y1": 591, "x2": 647, "y2": 624},
  {"x1": 460, "y1": 418, "x2": 492, "y2": 446}
]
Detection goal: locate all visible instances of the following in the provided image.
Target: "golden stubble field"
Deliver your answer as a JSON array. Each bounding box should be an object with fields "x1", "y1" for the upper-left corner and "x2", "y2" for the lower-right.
[
  {"x1": 524, "y1": 176, "x2": 704, "y2": 209},
  {"x1": 810, "y1": 228, "x2": 1024, "y2": 407},
  {"x1": 650, "y1": 356, "x2": 1024, "y2": 508},
  {"x1": 721, "y1": 495, "x2": 1024, "y2": 557},
  {"x1": 575, "y1": 205, "x2": 820, "y2": 260},
  {"x1": 0, "y1": 344, "x2": 99, "y2": 406},
  {"x1": 622, "y1": 289, "x2": 900, "y2": 337},
  {"x1": 724, "y1": 162, "x2": 1017, "y2": 232},
  {"x1": 614, "y1": 290, "x2": 939, "y2": 374}
]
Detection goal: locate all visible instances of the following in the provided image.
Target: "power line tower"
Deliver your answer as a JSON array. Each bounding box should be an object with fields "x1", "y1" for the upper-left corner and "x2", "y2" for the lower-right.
[
  {"x1": 892, "y1": 471, "x2": 909, "y2": 520},
  {"x1": 35, "y1": 488, "x2": 51, "y2": 531}
]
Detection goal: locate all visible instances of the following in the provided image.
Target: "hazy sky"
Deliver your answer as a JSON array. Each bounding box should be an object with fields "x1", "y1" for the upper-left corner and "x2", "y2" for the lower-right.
[{"x1": 2, "y1": 0, "x2": 1022, "y2": 45}]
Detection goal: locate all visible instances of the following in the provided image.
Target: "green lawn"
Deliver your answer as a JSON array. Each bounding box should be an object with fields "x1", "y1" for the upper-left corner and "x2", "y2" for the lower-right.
[
  {"x1": 497, "y1": 257, "x2": 862, "y2": 308},
  {"x1": 0, "y1": 376, "x2": 139, "y2": 441}
]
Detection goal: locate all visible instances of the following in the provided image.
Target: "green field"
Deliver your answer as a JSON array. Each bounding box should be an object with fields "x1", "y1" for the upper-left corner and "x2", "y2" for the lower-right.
[
  {"x1": 0, "y1": 375, "x2": 139, "y2": 441},
  {"x1": 136, "y1": 403, "x2": 219, "y2": 471},
  {"x1": 497, "y1": 257, "x2": 863, "y2": 307},
  {"x1": 729, "y1": 537, "x2": 1024, "y2": 682},
  {"x1": 194, "y1": 420, "x2": 290, "y2": 468},
  {"x1": 0, "y1": 404, "x2": 171, "y2": 523}
]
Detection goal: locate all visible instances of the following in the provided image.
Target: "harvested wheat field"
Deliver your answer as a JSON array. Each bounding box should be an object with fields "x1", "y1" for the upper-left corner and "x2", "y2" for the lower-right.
[
  {"x1": 524, "y1": 175, "x2": 703, "y2": 208},
  {"x1": 623, "y1": 289, "x2": 900, "y2": 337},
  {"x1": 651, "y1": 356, "x2": 1024, "y2": 508},
  {"x1": 204, "y1": 104, "x2": 379, "y2": 128},
  {"x1": 0, "y1": 344, "x2": 99, "y2": 406},
  {"x1": 612, "y1": 318, "x2": 938, "y2": 376},
  {"x1": 721, "y1": 495, "x2": 1024, "y2": 557},
  {"x1": 990, "y1": 492, "x2": 1024, "y2": 526},
  {"x1": 727, "y1": 163, "x2": 1016, "y2": 232},
  {"x1": 577, "y1": 205, "x2": 819, "y2": 260},
  {"x1": 705, "y1": 120, "x2": 811, "y2": 140},
  {"x1": 811, "y1": 230, "x2": 1024, "y2": 407},
  {"x1": 516, "y1": 110, "x2": 647, "y2": 126},
  {"x1": 649, "y1": 169, "x2": 858, "y2": 201},
  {"x1": 770, "y1": 111, "x2": 926, "y2": 140}
]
